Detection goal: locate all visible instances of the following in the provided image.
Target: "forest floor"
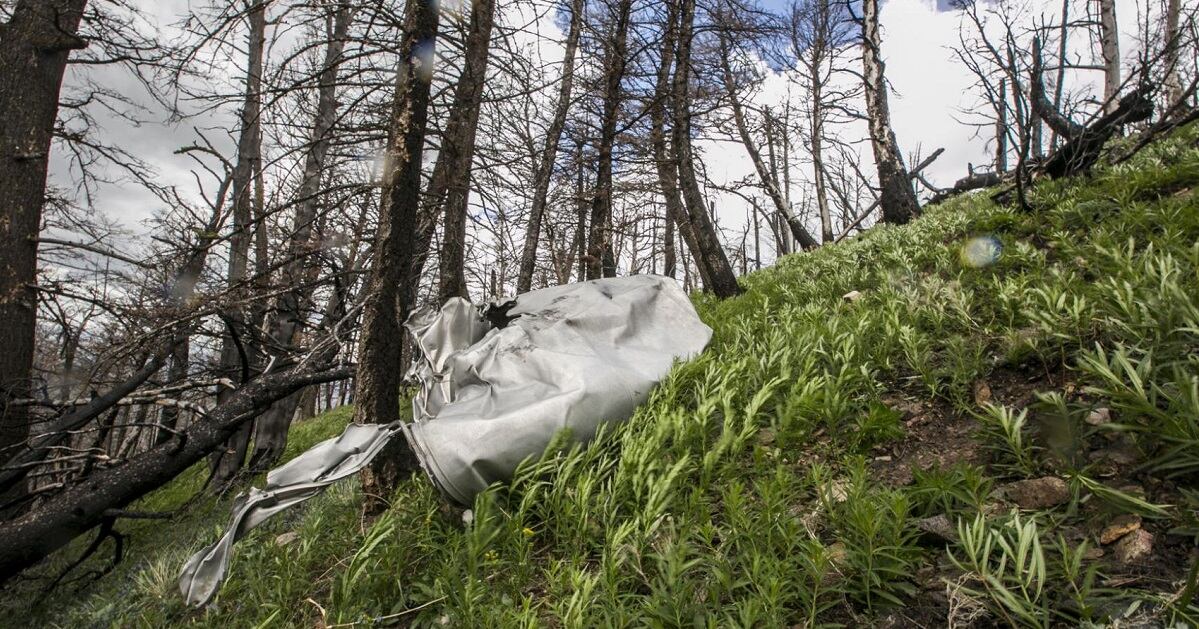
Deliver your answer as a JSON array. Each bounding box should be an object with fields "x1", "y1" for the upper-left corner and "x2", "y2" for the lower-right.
[{"x1": 5, "y1": 123, "x2": 1199, "y2": 627}]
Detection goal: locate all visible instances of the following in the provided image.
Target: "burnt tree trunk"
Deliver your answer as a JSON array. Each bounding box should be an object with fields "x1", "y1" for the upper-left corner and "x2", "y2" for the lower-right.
[
  {"x1": 663, "y1": 213, "x2": 677, "y2": 278},
  {"x1": 995, "y1": 79, "x2": 1009, "y2": 173},
  {"x1": 352, "y1": 0, "x2": 441, "y2": 487},
  {"x1": 209, "y1": 0, "x2": 269, "y2": 487},
  {"x1": 572, "y1": 140, "x2": 590, "y2": 283},
  {"x1": 585, "y1": 0, "x2": 634, "y2": 281},
  {"x1": 650, "y1": 0, "x2": 711, "y2": 288},
  {"x1": 247, "y1": 3, "x2": 354, "y2": 470},
  {"x1": 0, "y1": 362, "x2": 352, "y2": 584},
  {"x1": 0, "y1": 0, "x2": 89, "y2": 465},
  {"x1": 671, "y1": 0, "x2": 742, "y2": 297},
  {"x1": 437, "y1": 0, "x2": 497, "y2": 303},
  {"x1": 860, "y1": 0, "x2": 920, "y2": 225},
  {"x1": 516, "y1": 0, "x2": 584, "y2": 294}
]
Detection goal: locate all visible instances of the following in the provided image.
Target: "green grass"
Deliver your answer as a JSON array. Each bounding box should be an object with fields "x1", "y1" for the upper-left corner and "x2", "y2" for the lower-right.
[{"x1": 7, "y1": 123, "x2": 1199, "y2": 627}]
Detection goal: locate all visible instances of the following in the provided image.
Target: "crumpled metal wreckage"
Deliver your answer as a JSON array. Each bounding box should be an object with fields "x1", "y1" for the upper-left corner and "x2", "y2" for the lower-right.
[{"x1": 179, "y1": 275, "x2": 712, "y2": 606}]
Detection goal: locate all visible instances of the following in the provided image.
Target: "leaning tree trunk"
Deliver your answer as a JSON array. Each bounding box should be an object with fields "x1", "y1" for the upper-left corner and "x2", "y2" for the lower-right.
[
  {"x1": 650, "y1": 0, "x2": 711, "y2": 289},
  {"x1": 0, "y1": 0, "x2": 89, "y2": 466},
  {"x1": 1097, "y1": 0, "x2": 1121, "y2": 114},
  {"x1": 437, "y1": 0, "x2": 497, "y2": 303},
  {"x1": 585, "y1": 0, "x2": 634, "y2": 281},
  {"x1": 717, "y1": 29, "x2": 819, "y2": 251},
  {"x1": 671, "y1": 0, "x2": 742, "y2": 298},
  {"x1": 0, "y1": 360, "x2": 352, "y2": 584},
  {"x1": 246, "y1": 3, "x2": 353, "y2": 470},
  {"x1": 352, "y1": 0, "x2": 441, "y2": 488},
  {"x1": 209, "y1": 0, "x2": 269, "y2": 488},
  {"x1": 516, "y1": 0, "x2": 584, "y2": 294},
  {"x1": 860, "y1": 0, "x2": 920, "y2": 225}
]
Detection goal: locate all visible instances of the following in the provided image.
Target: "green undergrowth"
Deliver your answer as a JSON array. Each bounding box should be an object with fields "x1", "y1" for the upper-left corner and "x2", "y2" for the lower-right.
[{"x1": 8, "y1": 123, "x2": 1199, "y2": 627}]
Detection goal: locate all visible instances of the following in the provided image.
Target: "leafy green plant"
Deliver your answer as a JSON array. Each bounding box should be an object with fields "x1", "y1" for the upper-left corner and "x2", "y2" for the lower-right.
[
  {"x1": 825, "y1": 463, "x2": 921, "y2": 613},
  {"x1": 907, "y1": 464, "x2": 993, "y2": 518},
  {"x1": 950, "y1": 513, "x2": 1049, "y2": 628},
  {"x1": 977, "y1": 403, "x2": 1041, "y2": 476}
]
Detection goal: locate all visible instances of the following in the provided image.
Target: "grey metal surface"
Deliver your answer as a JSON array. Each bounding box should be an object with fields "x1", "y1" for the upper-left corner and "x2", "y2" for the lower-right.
[
  {"x1": 179, "y1": 422, "x2": 400, "y2": 605},
  {"x1": 404, "y1": 275, "x2": 712, "y2": 504},
  {"x1": 179, "y1": 275, "x2": 711, "y2": 606}
]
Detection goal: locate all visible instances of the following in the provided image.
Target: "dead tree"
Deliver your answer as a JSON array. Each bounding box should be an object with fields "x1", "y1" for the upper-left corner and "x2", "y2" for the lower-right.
[
  {"x1": 585, "y1": 0, "x2": 634, "y2": 280},
  {"x1": 0, "y1": 0, "x2": 90, "y2": 467},
  {"x1": 246, "y1": 2, "x2": 355, "y2": 471},
  {"x1": 516, "y1": 0, "x2": 585, "y2": 294},
  {"x1": 1162, "y1": 0, "x2": 1185, "y2": 107},
  {"x1": 1040, "y1": 89, "x2": 1153, "y2": 178},
  {"x1": 715, "y1": 14, "x2": 819, "y2": 251},
  {"x1": 650, "y1": 0, "x2": 712, "y2": 289},
  {"x1": 0, "y1": 357, "x2": 351, "y2": 584},
  {"x1": 209, "y1": 0, "x2": 269, "y2": 487},
  {"x1": 670, "y1": 0, "x2": 742, "y2": 297},
  {"x1": 437, "y1": 0, "x2": 497, "y2": 303},
  {"x1": 996, "y1": 79, "x2": 1009, "y2": 172},
  {"x1": 352, "y1": 0, "x2": 440, "y2": 472},
  {"x1": 787, "y1": 0, "x2": 854, "y2": 243},
  {"x1": 1097, "y1": 0, "x2": 1121, "y2": 113},
  {"x1": 857, "y1": 0, "x2": 920, "y2": 224}
]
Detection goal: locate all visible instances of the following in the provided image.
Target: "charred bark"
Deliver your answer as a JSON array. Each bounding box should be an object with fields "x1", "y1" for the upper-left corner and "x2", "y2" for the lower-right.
[
  {"x1": 650, "y1": 0, "x2": 711, "y2": 288},
  {"x1": 1041, "y1": 88, "x2": 1152, "y2": 179},
  {"x1": 585, "y1": 0, "x2": 634, "y2": 281},
  {"x1": 246, "y1": 3, "x2": 354, "y2": 471},
  {"x1": 209, "y1": 0, "x2": 269, "y2": 487},
  {"x1": 436, "y1": 0, "x2": 497, "y2": 303},
  {"x1": 859, "y1": 0, "x2": 920, "y2": 225},
  {"x1": 0, "y1": 361, "x2": 352, "y2": 583},
  {"x1": 670, "y1": 0, "x2": 742, "y2": 298},
  {"x1": 352, "y1": 0, "x2": 441, "y2": 484},
  {"x1": 0, "y1": 0, "x2": 89, "y2": 466}
]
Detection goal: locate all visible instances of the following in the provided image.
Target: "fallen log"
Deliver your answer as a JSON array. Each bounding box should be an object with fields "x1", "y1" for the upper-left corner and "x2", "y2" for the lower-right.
[
  {"x1": 932, "y1": 86, "x2": 1155, "y2": 207},
  {"x1": 0, "y1": 361, "x2": 352, "y2": 583},
  {"x1": 1042, "y1": 87, "x2": 1153, "y2": 179},
  {"x1": 928, "y1": 171, "x2": 1006, "y2": 205},
  {"x1": 0, "y1": 344, "x2": 175, "y2": 503}
]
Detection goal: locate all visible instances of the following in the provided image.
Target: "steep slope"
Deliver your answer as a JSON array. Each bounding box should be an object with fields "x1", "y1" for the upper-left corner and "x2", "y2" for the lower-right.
[{"x1": 6, "y1": 123, "x2": 1199, "y2": 627}]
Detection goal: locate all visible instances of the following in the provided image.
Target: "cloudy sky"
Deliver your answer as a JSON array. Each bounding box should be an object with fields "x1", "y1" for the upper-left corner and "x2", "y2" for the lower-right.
[{"x1": 49, "y1": 0, "x2": 1151, "y2": 267}]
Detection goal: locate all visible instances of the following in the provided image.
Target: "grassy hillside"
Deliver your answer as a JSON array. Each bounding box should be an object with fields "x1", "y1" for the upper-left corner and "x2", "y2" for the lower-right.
[{"x1": 6, "y1": 124, "x2": 1199, "y2": 627}]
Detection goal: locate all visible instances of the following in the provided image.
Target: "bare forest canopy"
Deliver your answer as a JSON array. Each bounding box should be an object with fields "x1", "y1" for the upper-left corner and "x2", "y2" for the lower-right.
[{"x1": 0, "y1": 0, "x2": 1196, "y2": 607}]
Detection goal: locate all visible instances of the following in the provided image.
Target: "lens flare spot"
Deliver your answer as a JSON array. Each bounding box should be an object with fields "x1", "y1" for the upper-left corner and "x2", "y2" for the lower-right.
[
  {"x1": 961, "y1": 236, "x2": 1002, "y2": 268},
  {"x1": 412, "y1": 39, "x2": 436, "y2": 83}
]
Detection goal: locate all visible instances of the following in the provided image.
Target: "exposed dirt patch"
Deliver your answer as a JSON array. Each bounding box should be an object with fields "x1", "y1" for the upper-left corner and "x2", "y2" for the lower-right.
[
  {"x1": 870, "y1": 394, "x2": 983, "y2": 487},
  {"x1": 871, "y1": 367, "x2": 1073, "y2": 487}
]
